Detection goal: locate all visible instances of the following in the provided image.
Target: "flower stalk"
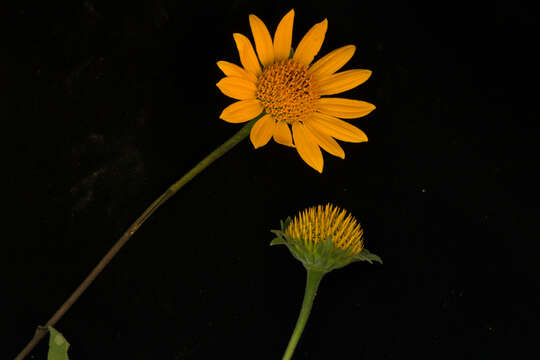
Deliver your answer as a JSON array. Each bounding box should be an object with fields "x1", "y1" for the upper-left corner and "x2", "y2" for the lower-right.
[
  {"x1": 271, "y1": 204, "x2": 382, "y2": 359},
  {"x1": 14, "y1": 117, "x2": 259, "y2": 360},
  {"x1": 282, "y1": 269, "x2": 325, "y2": 360}
]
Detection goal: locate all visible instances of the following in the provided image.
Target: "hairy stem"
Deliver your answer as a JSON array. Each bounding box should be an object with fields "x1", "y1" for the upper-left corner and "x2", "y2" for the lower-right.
[{"x1": 15, "y1": 118, "x2": 257, "y2": 360}]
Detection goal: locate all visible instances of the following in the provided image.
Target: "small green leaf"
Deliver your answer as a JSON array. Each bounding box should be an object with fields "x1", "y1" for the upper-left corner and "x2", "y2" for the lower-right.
[
  {"x1": 47, "y1": 327, "x2": 70, "y2": 360},
  {"x1": 270, "y1": 229, "x2": 283, "y2": 237},
  {"x1": 270, "y1": 237, "x2": 287, "y2": 246},
  {"x1": 355, "y1": 248, "x2": 383, "y2": 264}
]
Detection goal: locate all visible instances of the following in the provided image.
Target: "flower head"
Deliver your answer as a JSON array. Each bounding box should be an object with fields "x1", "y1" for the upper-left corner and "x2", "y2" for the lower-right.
[
  {"x1": 271, "y1": 204, "x2": 382, "y2": 273},
  {"x1": 217, "y1": 9, "x2": 375, "y2": 173}
]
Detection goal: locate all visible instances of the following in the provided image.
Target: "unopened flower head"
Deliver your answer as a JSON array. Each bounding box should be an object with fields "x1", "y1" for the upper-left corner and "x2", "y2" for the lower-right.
[
  {"x1": 217, "y1": 9, "x2": 375, "y2": 173},
  {"x1": 271, "y1": 204, "x2": 382, "y2": 273},
  {"x1": 287, "y1": 204, "x2": 364, "y2": 254}
]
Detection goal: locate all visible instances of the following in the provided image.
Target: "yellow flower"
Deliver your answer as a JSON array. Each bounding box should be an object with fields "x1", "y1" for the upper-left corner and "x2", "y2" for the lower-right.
[
  {"x1": 216, "y1": 9, "x2": 375, "y2": 173},
  {"x1": 271, "y1": 204, "x2": 381, "y2": 273}
]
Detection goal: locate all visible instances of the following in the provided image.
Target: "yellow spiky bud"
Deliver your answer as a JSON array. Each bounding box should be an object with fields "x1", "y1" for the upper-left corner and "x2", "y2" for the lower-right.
[{"x1": 271, "y1": 203, "x2": 382, "y2": 273}]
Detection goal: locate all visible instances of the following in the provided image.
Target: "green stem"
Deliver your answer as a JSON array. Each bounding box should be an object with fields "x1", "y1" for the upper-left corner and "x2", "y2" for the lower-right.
[
  {"x1": 14, "y1": 118, "x2": 258, "y2": 360},
  {"x1": 282, "y1": 269, "x2": 326, "y2": 360}
]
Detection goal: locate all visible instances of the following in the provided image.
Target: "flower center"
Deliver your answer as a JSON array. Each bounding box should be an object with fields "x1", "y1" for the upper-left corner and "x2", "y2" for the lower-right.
[{"x1": 256, "y1": 59, "x2": 319, "y2": 124}]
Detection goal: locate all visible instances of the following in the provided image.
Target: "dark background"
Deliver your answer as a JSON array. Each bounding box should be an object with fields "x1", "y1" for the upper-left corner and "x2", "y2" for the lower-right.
[{"x1": 2, "y1": 0, "x2": 539, "y2": 359}]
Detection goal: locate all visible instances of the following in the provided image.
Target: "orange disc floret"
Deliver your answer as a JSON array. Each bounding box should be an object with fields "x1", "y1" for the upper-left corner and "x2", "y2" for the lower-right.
[{"x1": 256, "y1": 59, "x2": 319, "y2": 124}]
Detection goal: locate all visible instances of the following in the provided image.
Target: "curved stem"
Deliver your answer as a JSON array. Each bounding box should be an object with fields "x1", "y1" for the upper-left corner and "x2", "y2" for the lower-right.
[
  {"x1": 14, "y1": 119, "x2": 257, "y2": 360},
  {"x1": 282, "y1": 269, "x2": 326, "y2": 360}
]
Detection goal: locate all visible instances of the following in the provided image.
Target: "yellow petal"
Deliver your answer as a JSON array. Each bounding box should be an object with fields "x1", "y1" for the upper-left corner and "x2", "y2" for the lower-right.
[
  {"x1": 304, "y1": 122, "x2": 345, "y2": 158},
  {"x1": 292, "y1": 122, "x2": 324, "y2": 173},
  {"x1": 273, "y1": 9, "x2": 295, "y2": 61},
  {"x1": 273, "y1": 121, "x2": 294, "y2": 147},
  {"x1": 216, "y1": 61, "x2": 258, "y2": 83},
  {"x1": 317, "y1": 69, "x2": 372, "y2": 95},
  {"x1": 309, "y1": 45, "x2": 356, "y2": 79},
  {"x1": 293, "y1": 19, "x2": 328, "y2": 66},
  {"x1": 250, "y1": 114, "x2": 275, "y2": 148},
  {"x1": 309, "y1": 112, "x2": 368, "y2": 143},
  {"x1": 249, "y1": 14, "x2": 274, "y2": 67},
  {"x1": 233, "y1": 33, "x2": 262, "y2": 76},
  {"x1": 316, "y1": 98, "x2": 376, "y2": 119},
  {"x1": 216, "y1": 77, "x2": 257, "y2": 100},
  {"x1": 219, "y1": 99, "x2": 263, "y2": 123}
]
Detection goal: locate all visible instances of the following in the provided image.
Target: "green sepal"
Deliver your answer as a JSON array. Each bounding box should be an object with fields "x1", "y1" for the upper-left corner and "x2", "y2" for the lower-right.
[
  {"x1": 282, "y1": 216, "x2": 292, "y2": 229},
  {"x1": 270, "y1": 237, "x2": 287, "y2": 246},
  {"x1": 353, "y1": 248, "x2": 383, "y2": 264},
  {"x1": 270, "y1": 217, "x2": 292, "y2": 247},
  {"x1": 289, "y1": 47, "x2": 295, "y2": 58},
  {"x1": 318, "y1": 236, "x2": 334, "y2": 259},
  {"x1": 270, "y1": 228, "x2": 287, "y2": 246},
  {"x1": 47, "y1": 326, "x2": 70, "y2": 360}
]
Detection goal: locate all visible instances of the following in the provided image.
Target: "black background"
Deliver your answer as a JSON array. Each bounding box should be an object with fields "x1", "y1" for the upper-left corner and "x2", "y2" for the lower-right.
[{"x1": 2, "y1": 0, "x2": 539, "y2": 359}]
